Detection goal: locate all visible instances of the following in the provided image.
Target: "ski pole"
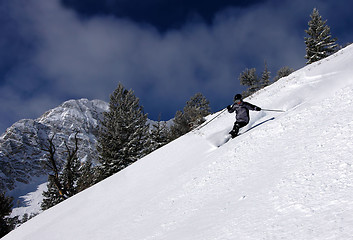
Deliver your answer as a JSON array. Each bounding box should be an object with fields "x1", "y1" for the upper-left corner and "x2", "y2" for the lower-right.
[
  {"x1": 261, "y1": 109, "x2": 285, "y2": 112},
  {"x1": 195, "y1": 108, "x2": 227, "y2": 130}
]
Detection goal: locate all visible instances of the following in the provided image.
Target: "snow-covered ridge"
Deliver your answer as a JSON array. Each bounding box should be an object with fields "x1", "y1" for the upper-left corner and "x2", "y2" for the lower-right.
[{"x1": 4, "y1": 44, "x2": 353, "y2": 239}]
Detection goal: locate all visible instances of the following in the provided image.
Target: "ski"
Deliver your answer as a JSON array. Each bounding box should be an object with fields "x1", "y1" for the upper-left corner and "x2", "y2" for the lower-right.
[{"x1": 217, "y1": 117, "x2": 275, "y2": 147}]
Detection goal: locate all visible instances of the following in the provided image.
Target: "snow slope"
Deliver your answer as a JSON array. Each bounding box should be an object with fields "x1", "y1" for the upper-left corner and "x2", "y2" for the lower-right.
[{"x1": 4, "y1": 44, "x2": 353, "y2": 239}]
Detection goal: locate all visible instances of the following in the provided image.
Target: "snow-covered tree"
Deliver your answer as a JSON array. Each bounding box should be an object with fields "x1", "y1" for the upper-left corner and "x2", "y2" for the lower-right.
[
  {"x1": 169, "y1": 93, "x2": 211, "y2": 140},
  {"x1": 183, "y1": 93, "x2": 211, "y2": 129},
  {"x1": 239, "y1": 68, "x2": 260, "y2": 96},
  {"x1": 41, "y1": 178, "x2": 65, "y2": 210},
  {"x1": 97, "y1": 83, "x2": 150, "y2": 180},
  {"x1": 169, "y1": 110, "x2": 189, "y2": 140},
  {"x1": 304, "y1": 8, "x2": 338, "y2": 64},
  {"x1": 76, "y1": 159, "x2": 95, "y2": 192},
  {"x1": 260, "y1": 61, "x2": 271, "y2": 88},
  {"x1": 274, "y1": 66, "x2": 294, "y2": 82},
  {"x1": 149, "y1": 115, "x2": 170, "y2": 152}
]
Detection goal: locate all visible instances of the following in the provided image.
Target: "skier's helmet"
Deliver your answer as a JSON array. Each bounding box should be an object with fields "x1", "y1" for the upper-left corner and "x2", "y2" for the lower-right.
[{"x1": 234, "y1": 94, "x2": 242, "y2": 101}]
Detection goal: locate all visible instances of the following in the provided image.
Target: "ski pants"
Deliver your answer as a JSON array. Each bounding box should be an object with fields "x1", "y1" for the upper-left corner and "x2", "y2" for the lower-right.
[{"x1": 232, "y1": 121, "x2": 248, "y2": 134}]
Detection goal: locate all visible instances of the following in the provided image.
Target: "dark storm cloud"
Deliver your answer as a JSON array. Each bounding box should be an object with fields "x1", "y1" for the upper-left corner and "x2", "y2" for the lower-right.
[
  {"x1": 0, "y1": 0, "x2": 352, "y2": 133},
  {"x1": 60, "y1": 0, "x2": 267, "y2": 31}
]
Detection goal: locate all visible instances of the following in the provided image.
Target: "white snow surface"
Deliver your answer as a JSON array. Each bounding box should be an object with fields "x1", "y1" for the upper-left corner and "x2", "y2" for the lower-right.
[
  {"x1": 10, "y1": 183, "x2": 47, "y2": 220},
  {"x1": 4, "y1": 44, "x2": 353, "y2": 239}
]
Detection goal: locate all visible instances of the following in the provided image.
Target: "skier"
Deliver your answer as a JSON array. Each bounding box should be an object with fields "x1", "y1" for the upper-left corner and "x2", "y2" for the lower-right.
[{"x1": 227, "y1": 94, "x2": 261, "y2": 138}]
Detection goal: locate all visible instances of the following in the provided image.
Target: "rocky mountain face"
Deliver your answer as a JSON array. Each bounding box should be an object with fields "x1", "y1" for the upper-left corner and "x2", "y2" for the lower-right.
[{"x1": 0, "y1": 99, "x2": 109, "y2": 197}]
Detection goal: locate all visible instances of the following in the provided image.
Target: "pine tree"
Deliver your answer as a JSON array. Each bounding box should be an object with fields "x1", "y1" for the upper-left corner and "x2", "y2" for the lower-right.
[
  {"x1": 304, "y1": 8, "x2": 338, "y2": 64},
  {"x1": 76, "y1": 159, "x2": 95, "y2": 192},
  {"x1": 183, "y1": 93, "x2": 211, "y2": 129},
  {"x1": 150, "y1": 115, "x2": 170, "y2": 152},
  {"x1": 239, "y1": 68, "x2": 260, "y2": 96},
  {"x1": 41, "y1": 179, "x2": 65, "y2": 210},
  {"x1": 169, "y1": 93, "x2": 211, "y2": 140},
  {"x1": 169, "y1": 110, "x2": 189, "y2": 140},
  {"x1": 274, "y1": 66, "x2": 294, "y2": 82},
  {"x1": 260, "y1": 61, "x2": 271, "y2": 88},
  {"x1": 97, "y1": 83, "x2": 149, "y2": 180},
  {"x1": 0, "y1": 192, "x2": 13, "y2": 238}
]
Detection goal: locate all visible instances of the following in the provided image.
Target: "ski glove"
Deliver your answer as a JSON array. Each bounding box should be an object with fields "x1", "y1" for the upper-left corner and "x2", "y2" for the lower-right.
[
  {"x1": 227, "y1": 105, "x2": 232, "y2": 111},
  {"x1": 255, "y1": 107, "x2": 261, "y2": 111}
]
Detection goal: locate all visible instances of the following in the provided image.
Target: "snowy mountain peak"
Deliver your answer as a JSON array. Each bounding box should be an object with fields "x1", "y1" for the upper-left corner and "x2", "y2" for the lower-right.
[
  {"x1": 3, "y1": 44, "x2": 353, "y2": 239},
  {"x1": 0, "y1": 98, "x2": 108, "y2": 205},
  {"x1": 38, "y1": 98, "x2": 108, "y2": 130}
]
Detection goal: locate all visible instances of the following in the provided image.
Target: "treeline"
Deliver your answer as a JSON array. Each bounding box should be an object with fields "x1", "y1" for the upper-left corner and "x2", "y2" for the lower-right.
[{"x1": 238, "y1": 63, "x2": 295, "y2": 97}]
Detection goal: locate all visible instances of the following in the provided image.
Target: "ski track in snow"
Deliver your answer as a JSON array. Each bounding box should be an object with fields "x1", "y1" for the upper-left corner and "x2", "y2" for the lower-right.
[{"x1": 3, "y1": 45, "x2": 353, "y2": 240}]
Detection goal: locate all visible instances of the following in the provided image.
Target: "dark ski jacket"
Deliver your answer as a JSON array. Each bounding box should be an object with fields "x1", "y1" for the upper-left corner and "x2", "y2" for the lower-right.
[{"x1": 227, "y1": 101, "x2": 261, "y2": 124}]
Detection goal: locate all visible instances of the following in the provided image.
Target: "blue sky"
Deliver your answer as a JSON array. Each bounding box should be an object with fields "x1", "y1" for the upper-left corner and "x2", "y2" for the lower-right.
[{"x1": 1, "y1": 0, "x2": 353, "y2": 133}]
